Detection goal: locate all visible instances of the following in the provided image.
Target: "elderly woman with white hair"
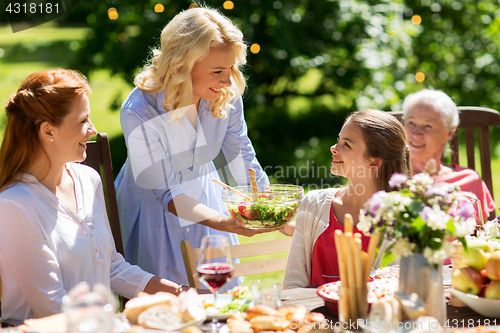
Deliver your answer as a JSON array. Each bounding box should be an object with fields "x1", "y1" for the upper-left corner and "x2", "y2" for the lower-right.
[{"x1": 402, "y1": 88, "x2": 496, "y2": 221}]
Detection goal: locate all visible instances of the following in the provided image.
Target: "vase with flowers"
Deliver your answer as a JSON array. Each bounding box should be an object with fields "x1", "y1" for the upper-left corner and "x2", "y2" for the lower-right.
[{"x1": 358, "y1": 171, "x2": 477, "y2": 324}]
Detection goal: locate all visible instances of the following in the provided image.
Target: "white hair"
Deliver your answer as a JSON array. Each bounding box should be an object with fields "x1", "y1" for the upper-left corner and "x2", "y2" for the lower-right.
[{"x1": 402, "y1": 88, "x2": 459, "y2": 132}]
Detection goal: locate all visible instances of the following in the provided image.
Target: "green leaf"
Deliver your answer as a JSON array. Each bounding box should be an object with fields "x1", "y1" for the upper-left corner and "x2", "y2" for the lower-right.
[
  {"x1": 409, "y1": 201, "x2": 425, "y2": 216},
  {"x1": 381, "y1": 252, "x2": 397, "y2": 268},
  {"x1": 458, "y1": 237, "x2": 468, "y2": 252},
  {"x1": 445, "y1": 218, "x2": 456, "y2": 233},
  {"x1": 411, "y1": 216, "x2": 426, "y2": 231},
  {"x1": 429, "y1": 237, "x2": 442, "y2": 250}
]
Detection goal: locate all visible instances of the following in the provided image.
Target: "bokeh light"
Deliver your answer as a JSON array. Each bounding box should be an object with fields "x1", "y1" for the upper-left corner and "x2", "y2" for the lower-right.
[
  {"x1": 415, "y1": 72, "x2": 425, "y2": 82},
  {"x1": 411, "y1": 15, "x2": 422, "y2": 25},
  {"x1": 223, "y1": 1, "x2": 234, "y2": 10},
  {"x1": 108, "y1": 7, "x2": 118, "y2": 20},
  {"x1": 119, "y1": 33, "x2": 128, "y2": 42},
  {"x1": 250, "y1": 43, "x2": 260, "y2": 54},
  {"x1": 154, "y1": 4, "x2": 164, "y2": 13}
]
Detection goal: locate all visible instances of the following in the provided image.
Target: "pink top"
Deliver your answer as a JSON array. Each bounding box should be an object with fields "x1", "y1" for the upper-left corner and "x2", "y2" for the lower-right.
[
  {"x1": 435, "y1": 164, "x2": 496, "y2": 220},
  {"x1": 310, "y1": 202, "x2": 370, "y2": 286}
]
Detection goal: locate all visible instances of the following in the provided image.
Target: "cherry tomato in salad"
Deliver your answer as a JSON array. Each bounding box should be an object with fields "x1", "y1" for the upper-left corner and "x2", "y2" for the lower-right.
[{"x1": 238, "y1": 205, "x2": 257, "y2": 220}]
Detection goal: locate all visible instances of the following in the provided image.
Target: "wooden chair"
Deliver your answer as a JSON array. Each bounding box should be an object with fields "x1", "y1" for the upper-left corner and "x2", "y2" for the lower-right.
[
  {"x1": 81, "y1": 132, "x2": 124, "y2": 255},
  {"x1": 389, "y1": 107, "x2": 500, "y2": 220},
  {"x1": 180, "y1": 237, "x2": 293, "y2": 288}
]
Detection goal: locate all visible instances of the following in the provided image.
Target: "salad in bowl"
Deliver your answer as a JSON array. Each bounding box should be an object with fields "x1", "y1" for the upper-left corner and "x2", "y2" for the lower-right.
[{"x1": 222, "y1": 184, "x2": 303, "y2": 229}]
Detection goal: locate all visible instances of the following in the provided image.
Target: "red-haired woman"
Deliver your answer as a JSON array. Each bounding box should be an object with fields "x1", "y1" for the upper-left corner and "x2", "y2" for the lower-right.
[{"x1": 0, "y1": 69, "x2": 186, "y2": 326}]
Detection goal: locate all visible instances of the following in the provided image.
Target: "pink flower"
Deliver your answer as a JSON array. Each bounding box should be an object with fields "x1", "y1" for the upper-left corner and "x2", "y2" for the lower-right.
[{"x1": 389, "y1": 173, "x2": 408, "y2": 188}]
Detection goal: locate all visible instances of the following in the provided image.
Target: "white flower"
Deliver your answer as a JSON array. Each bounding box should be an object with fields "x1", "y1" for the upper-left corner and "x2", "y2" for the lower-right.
[
  {"x1": 466, "y1": 237, "x2": 489, "y2": 249},
  {"x1": 357, "y1": 211, "x2": 373, "y2": 234},
  {"x1": 454, "y1": 217, "x2": 476, "y2": 238},
  {"x1": 409, "y1": 173, "x2": 434, "y2": 189},
  {"x1": 391, "y1": 238, "x2": 414, "y2": 257},
  {"x1": 483, "y1": 221, "x2": 500, "y2": 239},
  {"x1": 421, "y1": 204, "x2": 449, "y2": 231},
  {"x1": 487, "y1": 239, "x2": 500, "y2": 251},
  {"x1": 423, "y1": 241, "x2": 453, "y2": 264}
]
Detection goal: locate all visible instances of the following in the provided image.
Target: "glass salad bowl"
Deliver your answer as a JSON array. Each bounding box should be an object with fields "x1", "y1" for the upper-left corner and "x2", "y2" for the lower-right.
[{"x1": 222, "y1": 184, "x2": 304, "y2": 229}]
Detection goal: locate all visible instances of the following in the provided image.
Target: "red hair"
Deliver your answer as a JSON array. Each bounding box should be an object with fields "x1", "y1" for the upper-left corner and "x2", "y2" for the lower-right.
[{"x1": 0, "y1": 69, "x2": 91, "y2": 191}]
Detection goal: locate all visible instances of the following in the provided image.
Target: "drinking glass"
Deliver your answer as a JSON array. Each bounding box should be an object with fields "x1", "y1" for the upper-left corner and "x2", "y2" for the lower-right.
[
  {"x1": 457, "y1": 198, "x2": 484, "y2": 235},
  {"x1": 62, "y1": 282, "x2": 117, "y2": 333},
  {"x1": 197, "y1": 235, "x2": 234, "y2": 333},
  {"x1": 470, "y1": 198, "x2": 485, "y2": 227},
  {"x1": 252, "y1": 279, "x2": 282, "y2": 309}
]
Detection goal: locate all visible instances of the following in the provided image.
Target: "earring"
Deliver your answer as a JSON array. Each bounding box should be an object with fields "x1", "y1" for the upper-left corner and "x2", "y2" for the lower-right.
[{"x1": 50, "y1": 138, "x2": 54, "y2": 142}]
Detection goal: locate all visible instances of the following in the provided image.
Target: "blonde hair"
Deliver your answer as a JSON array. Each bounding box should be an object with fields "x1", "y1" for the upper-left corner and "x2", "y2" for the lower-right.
[{"x1": 134, "y1": 6, "x2": 246, "y2": 118}]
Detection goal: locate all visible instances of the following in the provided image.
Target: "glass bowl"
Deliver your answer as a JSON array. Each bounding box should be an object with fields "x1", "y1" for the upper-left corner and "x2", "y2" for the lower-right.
[{"x1": 222, "y1": 184, "x2": 304, "y2": 229}]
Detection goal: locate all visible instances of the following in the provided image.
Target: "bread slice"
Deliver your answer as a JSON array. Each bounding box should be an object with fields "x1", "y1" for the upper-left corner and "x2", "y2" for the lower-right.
[
  {"x1": 177, "y1": 288, "x2": 206, "y2": 322},
  {"x1": 124, "y1": 292, "x2": 179, "y2": 324},
  {"x1": 137, "y1": 304, "x2": 182, "y2": 330}
]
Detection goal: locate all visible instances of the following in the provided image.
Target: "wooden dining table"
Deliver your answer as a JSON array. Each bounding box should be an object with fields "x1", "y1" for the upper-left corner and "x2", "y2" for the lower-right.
[{"x1": 280, "y1": 265, "x2": 499, "y2": 329}]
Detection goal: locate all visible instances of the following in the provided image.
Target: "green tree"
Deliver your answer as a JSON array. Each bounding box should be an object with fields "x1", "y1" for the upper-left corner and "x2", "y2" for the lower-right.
[{"x1": 72, "y1": 0, "x2": 500, "y2": 188}]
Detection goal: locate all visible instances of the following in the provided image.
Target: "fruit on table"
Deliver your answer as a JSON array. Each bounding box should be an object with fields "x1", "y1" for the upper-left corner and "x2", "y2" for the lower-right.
[
  {"x1": 480, "y1": 269, "x2": 490, "y2": 284},
  {"x1": 485, "y1": 281, "x2": 500, "y2": 299},
  {"x1": 463, "y1": 246, "x2": 490, "y2": 272},
  {"x1": 486, "y1": 251, "x2": 500, "y2": 281},
  {"x1": 451, "y1": 267, "x2": 483, "y2": 295}
]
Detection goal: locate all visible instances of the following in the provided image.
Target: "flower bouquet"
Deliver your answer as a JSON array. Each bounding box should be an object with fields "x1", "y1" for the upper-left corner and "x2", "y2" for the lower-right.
[
  {"x1": 358, "y1": 172, "x2": 477, "y2": 264},
  {"x1": 357, "y1": 171, "x2": 478, "y2": 324}
]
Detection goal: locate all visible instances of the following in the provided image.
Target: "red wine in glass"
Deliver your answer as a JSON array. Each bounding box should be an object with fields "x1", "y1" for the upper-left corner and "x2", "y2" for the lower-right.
[
  {"x1": 197, "y1": 235, "x2": 233, "y2": 333},
  {"x1": 197, "y1": 263, "x2": 234, "y2": 290}
]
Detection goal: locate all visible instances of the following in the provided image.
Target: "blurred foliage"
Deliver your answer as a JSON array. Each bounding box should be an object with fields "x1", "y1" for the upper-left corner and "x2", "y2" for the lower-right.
[{"x1": 68, "y1": 0, "x2": 500, "y2": 188}]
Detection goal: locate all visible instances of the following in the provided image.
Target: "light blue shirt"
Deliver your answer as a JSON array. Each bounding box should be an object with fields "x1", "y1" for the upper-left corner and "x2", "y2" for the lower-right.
[{"x1": 115, "y1": 88, "x2": 268, "y2": 289}]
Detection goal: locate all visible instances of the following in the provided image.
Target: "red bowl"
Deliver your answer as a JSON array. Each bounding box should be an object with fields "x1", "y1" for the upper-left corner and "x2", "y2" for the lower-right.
[
  {"x1": 316, "y1": 282, "x2": 341, "y2": 315},
  {"x1": 316, "y1": 277, "x2": 396, "y2": 315}
]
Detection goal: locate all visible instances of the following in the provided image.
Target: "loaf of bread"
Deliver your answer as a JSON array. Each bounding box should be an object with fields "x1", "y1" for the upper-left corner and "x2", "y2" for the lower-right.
[
  {"x1": 124, "y1": 292, "x2": 179, "y2": 325},
  {"x1": 137, "y1": 304, "x2": 182, "y2": 330},
  {"x1": 245, "y1": 305, "x2": 282, "y2": 320},
  {"x1": 177, "y1": 287, "x2": 206, "y2": 322},
  {"x1": 249, "y1": 315, "x2": 290, "y2": 331},
  {"x1": 227, "y1": 305, "x2": 330, "y2": 333}
]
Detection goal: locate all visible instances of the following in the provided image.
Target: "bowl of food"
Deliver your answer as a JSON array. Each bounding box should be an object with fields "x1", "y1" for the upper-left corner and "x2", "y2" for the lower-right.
[
  {"x1": 222, "y1": 184, "x2": 303, "y2": 229},
  {"x1": 317, "y1": 276, "x2": 398, "y2": 315},
  {"x1": 450, "y1": 288, "x2": 500, "y2": 318}
]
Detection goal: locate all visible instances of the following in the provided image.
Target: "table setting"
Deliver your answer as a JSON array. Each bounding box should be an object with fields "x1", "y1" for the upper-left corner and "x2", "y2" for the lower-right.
[{"x1": 6, "y1": 172, "x2": 500, "y2": 333}]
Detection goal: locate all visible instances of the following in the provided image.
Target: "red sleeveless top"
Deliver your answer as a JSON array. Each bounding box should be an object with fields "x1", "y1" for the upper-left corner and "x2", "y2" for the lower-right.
[{"x1": 310, "y1": 202, "x2": 371, "y2": 286}]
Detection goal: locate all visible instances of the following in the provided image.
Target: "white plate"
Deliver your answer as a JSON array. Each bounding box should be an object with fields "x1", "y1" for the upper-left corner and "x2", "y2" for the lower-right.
[
  {"x1": 140, "y1": 319, "x2": 205, "y2": 332},
  {"x1": 450, "y1": 288, "x2": 500, "y2": 318},
  {"x1": 199, "y1": 294, "x2": 253, "y2": 320}
]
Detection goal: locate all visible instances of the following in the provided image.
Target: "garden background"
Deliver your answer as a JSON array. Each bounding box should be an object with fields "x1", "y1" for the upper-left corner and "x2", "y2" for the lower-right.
[{"x1": 1, "y1": 0, "x2": 500, "y2": 287}]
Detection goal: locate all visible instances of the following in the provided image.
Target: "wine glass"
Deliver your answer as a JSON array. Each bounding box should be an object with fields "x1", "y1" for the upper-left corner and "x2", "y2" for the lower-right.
[{"x1": 197, "y1": 235, "x2": 234, "y2": 332}]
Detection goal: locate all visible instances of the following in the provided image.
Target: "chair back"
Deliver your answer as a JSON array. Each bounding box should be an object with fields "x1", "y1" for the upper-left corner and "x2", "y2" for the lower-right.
[
  {"x1": 180, "y1": 237, "x2": 293, "y2": 288},
  {"x1": 81, "y1": 133, "x2": 124, "y2": 255},
  {"x1": 389, "y1": 107, "x2": 500, "y2": 220}
]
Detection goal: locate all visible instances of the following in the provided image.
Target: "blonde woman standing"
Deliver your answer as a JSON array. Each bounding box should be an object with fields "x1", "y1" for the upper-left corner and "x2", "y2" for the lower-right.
[{"x1": 115, "y1": 6, "x2": 271, "y2": 290}]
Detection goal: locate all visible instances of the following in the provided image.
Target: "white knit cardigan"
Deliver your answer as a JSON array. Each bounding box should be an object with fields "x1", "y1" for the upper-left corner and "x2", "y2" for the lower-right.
[{"x1": 283, "y1": 187, "x2": 341, "y2": 289}]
